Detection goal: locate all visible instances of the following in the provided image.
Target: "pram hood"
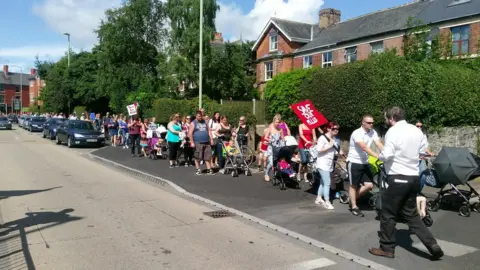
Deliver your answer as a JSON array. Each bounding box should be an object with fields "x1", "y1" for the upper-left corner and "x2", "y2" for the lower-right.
[{"x1": 433, "y1": 147, "x2": 480, "y2": 185}]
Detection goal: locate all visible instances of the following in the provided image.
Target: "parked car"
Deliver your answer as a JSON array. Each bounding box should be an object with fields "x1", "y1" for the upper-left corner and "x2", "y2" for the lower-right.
[
  {"x1": 7, "y1": 114, "x2": 17, "y2": 124},
  {"x1": 42, "y1": 118, "x2": 66, "y2": 140},
  {"x1": 26, "y1": 117, "x2": 46, "y2": 132},
  {"x1": 23, "y1": 117, "x2": 32, "y2": 129},
  {"x1": 0, "y1": 116, "x2": 12, "y2": 130},
  {"x1": 55, "y1": 120, "x2": 105, "y2": 148},
  {"x1": 18, "y1": 116, "x2": 25, "y2": 127}
]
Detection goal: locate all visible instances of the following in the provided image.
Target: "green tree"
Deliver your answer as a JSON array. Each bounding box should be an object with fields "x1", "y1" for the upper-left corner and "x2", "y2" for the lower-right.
[
  {"x1": 34, "y1": 56, "x2": 54, "y2": 79},
  {"x1": 166, "y1": 0, "x2": 219, "y2": 96},
  {"x1": 95, "y1": 0, "x2": 168, "y2": 112},
  {"x1": 38, "y1": 56, "x2": 70, "y2": 112}
]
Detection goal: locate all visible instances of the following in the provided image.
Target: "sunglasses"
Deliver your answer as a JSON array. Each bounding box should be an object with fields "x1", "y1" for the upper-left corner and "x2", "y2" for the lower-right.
[
  {"x1": 365, "y1": 122, "x2": 374, "y2": 125},
  {"x1": 416, "y1": 125, "x2": 422, "y2": 128}
]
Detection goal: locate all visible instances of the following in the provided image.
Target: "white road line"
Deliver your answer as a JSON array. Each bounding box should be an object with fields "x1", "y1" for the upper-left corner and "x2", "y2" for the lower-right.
[
  {"x1": 412, "y1": 239, "x2": 478, "y2": 257},
  {"x1": 267, "y1": 258, "x2": 337, "y2": 270}
]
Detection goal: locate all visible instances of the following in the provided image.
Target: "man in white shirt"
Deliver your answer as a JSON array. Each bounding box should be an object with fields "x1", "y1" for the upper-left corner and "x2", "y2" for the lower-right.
[
  {"x1": 369, "y1": 107, "x2": 443, "y2": 260},
  {"x1": 346, "y1": 114, "x2": 383, "y2": 217}
]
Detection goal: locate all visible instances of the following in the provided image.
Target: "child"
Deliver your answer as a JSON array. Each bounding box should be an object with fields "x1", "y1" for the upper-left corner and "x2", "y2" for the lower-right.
[
  {"x1": 257, "y1": 129, "x2": 269, "y2": 171},
  {"x1": 225, "y1": 138, "x2": 240, "y2": 165},
  {"x1": 139, "y1": 133, "x2": 149, "y2": 157},
  {"x1": 278, "y1": 158, "x2": 296, "y2": 178}
]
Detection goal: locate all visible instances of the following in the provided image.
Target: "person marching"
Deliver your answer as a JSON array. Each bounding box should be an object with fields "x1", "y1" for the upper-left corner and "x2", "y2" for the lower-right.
[{"x1": 369, "y1": 106, "x2": 443, "y2": 260}]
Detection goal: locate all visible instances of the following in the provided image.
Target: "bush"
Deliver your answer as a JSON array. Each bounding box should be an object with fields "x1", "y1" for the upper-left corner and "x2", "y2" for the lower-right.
[
  {"x1": 263, "y1": 68, "x2": 315, "y2": 127},
  {"x1": 152, "y1": 96, "x2": 256, "y2": 126},
  {"x1": 297, "y1": 51, "x2": 480, "y2": 129}
]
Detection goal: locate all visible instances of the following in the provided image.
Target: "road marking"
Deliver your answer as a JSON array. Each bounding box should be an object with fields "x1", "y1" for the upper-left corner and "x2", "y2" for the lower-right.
[
  {"x1": 267, "y1": 258, "x2": 336, "y2": 270},
  {"x1": 412, "y1": 239, "x2": 478, "y2": 257}
]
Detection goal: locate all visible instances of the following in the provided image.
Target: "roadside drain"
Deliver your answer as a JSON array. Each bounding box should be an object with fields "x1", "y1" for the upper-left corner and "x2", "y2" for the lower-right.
[{"x1": 203, "y1": 210, "x2": 236, "y2": 218}]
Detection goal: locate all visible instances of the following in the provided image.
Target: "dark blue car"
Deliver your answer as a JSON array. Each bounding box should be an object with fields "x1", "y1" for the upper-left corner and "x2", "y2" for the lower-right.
[
  {"x1": 26, "y1": 117, "x2": 46, "y2": 132},
  {"x1": 42, "y1": 118, "x2": 66, "y2": 140},
  {"x1": 55, "y1": 120, "x2": 106, "y2": 148}
]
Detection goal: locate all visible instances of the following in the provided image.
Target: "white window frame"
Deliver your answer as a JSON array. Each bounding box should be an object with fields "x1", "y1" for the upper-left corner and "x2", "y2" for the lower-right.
[
  {"x1": 344, "y1": 47, "x2": 357, "y2": 63},
  {"x1": 265, "y1": 62, "x2": 273, "y2": 81},
  {"x1": 269, "y1": 34, "x2": 278, "y2": 52},
  {"x1": 303, "y1": 56, "x2": 313, "y2": 69},
  {"x1": 322, "y1": 51, "x2": 333, "y2": 68},
  {"x1": 371, "y1": 41, "x2": 384, "y2": 54}
]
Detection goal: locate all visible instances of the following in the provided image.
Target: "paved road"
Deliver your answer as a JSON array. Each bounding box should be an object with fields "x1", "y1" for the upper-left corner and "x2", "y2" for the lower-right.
[
  {"x1": 92, "y1": 144, "x2": 480, "y2": 270},
  {"x1": 0, "y1": 127, "x2": 371, "y2": 270}
]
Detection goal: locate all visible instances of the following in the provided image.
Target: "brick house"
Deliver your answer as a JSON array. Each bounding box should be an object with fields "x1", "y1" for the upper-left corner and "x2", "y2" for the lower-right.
[
  {"x1": 252, "y1": 0, "x2": 480, "y2": 97},
  {"x1": 28, "y1": 69, "x2": 45, "y2": 107},
  {"x1": 0, "y1": 65, "x2": 31, "y2": 114}
]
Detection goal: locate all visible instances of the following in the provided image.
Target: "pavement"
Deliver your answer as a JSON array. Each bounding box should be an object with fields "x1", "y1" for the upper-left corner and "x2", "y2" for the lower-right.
[
  {"x1": 91, "y1": 142, "x2": 480, "y2": 270},
  {"x1": 0, "y1": 126, "x2": 373, "y2": 270}
]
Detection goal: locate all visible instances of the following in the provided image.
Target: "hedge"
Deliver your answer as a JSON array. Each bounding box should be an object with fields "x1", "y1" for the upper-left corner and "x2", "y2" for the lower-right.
[
  {"x1": 261, "y1": 51, "x2": 480, "y2": 130},
  {"x1": 263, "y1": 68, "x2": 315, "y2": 127},
  {"x1": 152, "y1": 96, "x2": 257, "y2": 126}
]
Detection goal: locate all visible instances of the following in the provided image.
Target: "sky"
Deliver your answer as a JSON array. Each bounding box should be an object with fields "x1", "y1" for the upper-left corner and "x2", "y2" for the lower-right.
[{"x1": 0, "y1": 0, "x2": 411, "y2": 73}]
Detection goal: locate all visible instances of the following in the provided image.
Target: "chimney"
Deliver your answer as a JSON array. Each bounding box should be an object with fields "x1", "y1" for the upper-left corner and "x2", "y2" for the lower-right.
[
  {"x1": 212, "y1": 32, "x2": 224, "y2": 44},
  {"x1": 2, "y1": 65, "x2": 8, "y2": 79},
  {"x1": 30, "y1": 68, "x2": 37, "y2": 76},
  {"x1": 319, "y1": 8, "x2": 341, "y2": 28}
]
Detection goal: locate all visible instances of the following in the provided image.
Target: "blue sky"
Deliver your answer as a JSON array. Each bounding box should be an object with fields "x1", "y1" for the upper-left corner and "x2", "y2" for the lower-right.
[{"x1": 0, "y1": 0, "x2": 410, "y2": 73}]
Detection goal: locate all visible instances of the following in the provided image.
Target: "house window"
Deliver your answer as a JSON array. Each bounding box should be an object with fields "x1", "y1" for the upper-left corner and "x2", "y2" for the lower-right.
[
  {"x1": 0, "y1": 95, "x2": 4, "y2": 103},
  {"x1": 371, "y1": 41, "x2": 384, "y2": 54},
  {"x1": 30, "y1": 81, "x2": 34, "y2": 87},
  {"x1": 344, "y1": 47, "x2": 357, "y2": 63},
  {"x1": 265, "y1": 62, "x2": 273, "y2": 81},
  {"x1": 0, "y1": 84, "x2": 3, "y2": 91},
  {"x1": 15, "y1": 86, "x2": 20, "y2": 92},
  {"x1": 322, "y1": 52, "x2": 333, "y2": 68},
  {"x1": 303, "y1": 56, "x2": 313, "y2": 68},
  {"x1": 451, "y1": 25, "x2": 470, "y2": 55},
  {"x1": 269, "y1": 32, "x2": 278, "y2": 51}
]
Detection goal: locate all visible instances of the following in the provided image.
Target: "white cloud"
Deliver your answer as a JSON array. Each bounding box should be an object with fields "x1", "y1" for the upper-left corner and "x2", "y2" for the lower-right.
[
  {"x1": 32, "y1": 0, "x2": 122, "y2": 49},
  {"x1": 216, "y1": 0, "x2": 324, "y2": 42}
]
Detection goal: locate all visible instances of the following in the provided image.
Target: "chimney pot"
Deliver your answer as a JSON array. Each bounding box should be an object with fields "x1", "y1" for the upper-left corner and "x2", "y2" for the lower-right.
[
  {"x1": 319, "y1": 8, "x2": 341, "y2": 28},
  {"x1": 30, "y1": 69, "x2": 36, "y2": 76},
  {"x1": 2, "y1": 65, "x2": 8, "y2": 79}
]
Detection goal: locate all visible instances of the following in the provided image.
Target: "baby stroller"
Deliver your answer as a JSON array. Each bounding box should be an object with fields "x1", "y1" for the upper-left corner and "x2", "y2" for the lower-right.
[
  {"x1": 374, "y1": 160, "x2": 434, "y2": 227},
  {"x1": 426, "y1": 147, "x2": 480, "y2": 217},
  {"x1": 220, "y1": 138, "x2": 253, "y2": 177},
  {"x1": 271, "y1": 144, "x2": 301, "y2": 190},
  {"x1": 148, "y1": 126, "x2": 169, "y2": 160}
]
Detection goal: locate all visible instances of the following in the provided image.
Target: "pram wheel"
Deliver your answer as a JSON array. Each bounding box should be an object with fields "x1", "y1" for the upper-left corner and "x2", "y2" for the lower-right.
[
  {"x1": 295, "y1": 182, "x2": 301, "y2": 189},
  {"x1": 231, "y1": 171, "x2": 239, "y2": 177},
  {"x1": 338, "y1": 191, "x2": 350, "y2": 204},
  {"x1": 223, "y1": 169, "x2": 229, "y2": 175},
  {"x1": 279, "y1": 182, "x2": 286, "y2": 190},
  {"x1": 459, "y1": 205, "x2": 471, "y2": 217},
  {"x1": 427, "y1": 200, "x2": 440, "y2": 212},
  {"x1": 368, "y1": 195, "x2": 377, "y2": 207},
  {"x1": 245, "y1": 170, "x2": 252, "y2": 176},
  {"x1": 471, "y1": 202, "x2": 479, "y2": 213}
]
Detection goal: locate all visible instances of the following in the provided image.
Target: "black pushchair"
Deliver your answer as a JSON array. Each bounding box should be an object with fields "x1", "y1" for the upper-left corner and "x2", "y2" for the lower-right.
[
  {"x1": 426, "y1": 147, "x2": 480, "y2": 217},
  {"x1": 374, "y1": 161, "x2": 434, "y2": 227},
  {"x1": 271, "y1": 145, "x2": 301, "y2": 190}
]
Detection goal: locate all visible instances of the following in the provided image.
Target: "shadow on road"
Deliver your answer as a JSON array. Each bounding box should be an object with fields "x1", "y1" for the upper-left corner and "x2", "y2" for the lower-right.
[
  {"x1": 0, "y1": 186, "x2": 62, "y2": 200},
  {"x1": 0, "y1": 208, "x2": 83, "y2": 270}
]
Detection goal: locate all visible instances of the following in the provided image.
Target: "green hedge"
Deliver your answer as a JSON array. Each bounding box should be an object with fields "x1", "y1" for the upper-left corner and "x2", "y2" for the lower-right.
[
  {"x1": 288, "y1": 51, "x2": 480, "y2": 129},
  {"x1": 263, "y1": 68, "x2": 315, "y2": 126},
  {"x1": 152, "y1": 96, "x2": 257, "y2": 126}
]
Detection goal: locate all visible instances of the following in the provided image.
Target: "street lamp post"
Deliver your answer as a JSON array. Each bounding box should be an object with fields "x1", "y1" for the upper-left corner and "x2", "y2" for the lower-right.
[
  {"x1": 198, "y1": 0, "x2": 203, "y2": 110},
  {"x1": 63, "y1": 33, "x2": 71, "y2": 114}
]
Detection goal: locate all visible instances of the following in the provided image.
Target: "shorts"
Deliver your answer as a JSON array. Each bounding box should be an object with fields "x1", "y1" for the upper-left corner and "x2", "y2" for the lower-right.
[
  {"x1": 109, "y1": 129, "x2": 118, "y2": 136},
  {"x1": 140, "y1": 143, "x2": 148, "y2": 148},
  {"x1": 298, "y1": 148, "x2": 309, "y2": 165},
  {"x1": 347, "y1": 162, "x2": 374, "y2": 187},
  {"x1": 194, "y1": 143, "x2": 212, "y2": 161}
]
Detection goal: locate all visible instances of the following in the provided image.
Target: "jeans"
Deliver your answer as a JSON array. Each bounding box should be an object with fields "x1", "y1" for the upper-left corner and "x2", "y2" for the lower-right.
[
  {"x1": 419, "y1": 160, "x2": 426, "y2": 190},
  {"x1": 299, "y1": 149, "x2": 309, "y2": 165},
  {"x1": 123, "y1": 132, "x2": 129, "y2": 146},
  {"x1": 379, "y1": 175, "x2": 437, "y2": 253},
  {"x1": 317, "y1": 169, "x2": 332, "y2": 201},
  {"x1": 129, "y1": 134, "x2": 140, "y2": 155},
  {"x1": 216, "y1": 142, "x2": 226, "y2": 169}
]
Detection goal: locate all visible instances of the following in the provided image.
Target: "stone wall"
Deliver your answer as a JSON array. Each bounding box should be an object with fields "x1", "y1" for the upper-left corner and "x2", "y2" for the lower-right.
[{"x1": 426, "y1": 126, "x2": 479, "y2": 154}]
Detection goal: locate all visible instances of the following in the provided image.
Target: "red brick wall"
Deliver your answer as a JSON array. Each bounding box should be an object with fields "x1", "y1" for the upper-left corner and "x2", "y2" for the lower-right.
[
  {"x1": 312, "y1": 53, "x2": 322, "y2": 67},
  {"x1": 469, "y1": 22, "x2": 480, "y2": 55},
  {"x1": 333, "y1": 49, "x2": 345, "y2": 65},
  {"x1": 357, "y1": 43, "x2": 371, "y2": 60},
  {"x1": 384, "y1": 36, "x2": 404, "y2": 56},
  {"x1": 256, "y1": 26, "x2": 303, "y2": 59},
  {"x1": 293, "y1": 57, "x2": 303, "y2": 69},
  {"x1": 2, "y1": 84, "x2": 29, "y2": 109}
]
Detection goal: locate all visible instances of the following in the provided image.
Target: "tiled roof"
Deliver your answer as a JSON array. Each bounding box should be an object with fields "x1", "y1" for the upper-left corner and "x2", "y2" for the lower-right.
[
  {"x1": 416, "y1": 0, "x2": 480, "y2": 24},
  {"x1": 270, "y1": 18, "x2": 313, "y2": 41},
  {"x1": 0, "y1": 72, "x2": 33, "y2": 86}
]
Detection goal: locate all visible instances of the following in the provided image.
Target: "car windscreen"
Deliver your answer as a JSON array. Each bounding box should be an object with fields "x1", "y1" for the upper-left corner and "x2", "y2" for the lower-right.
[
  {"x1": 54, "y1": 119, "x2": 65, "y2": 125},
  {"x1": 0, "y1": 117, "x2": 8, "y2": 121},
  {"x1": 68, "y1": 121, "x2": 94, "y2": 130},
  {"x1": 31, "y1": 117, "x2": 46, "y2": 122}
]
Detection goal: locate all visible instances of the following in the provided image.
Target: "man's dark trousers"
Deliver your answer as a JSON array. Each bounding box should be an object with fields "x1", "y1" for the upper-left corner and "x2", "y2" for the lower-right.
[{"x1": 379, "y1": 174, "x2": 437, "y2": 253}]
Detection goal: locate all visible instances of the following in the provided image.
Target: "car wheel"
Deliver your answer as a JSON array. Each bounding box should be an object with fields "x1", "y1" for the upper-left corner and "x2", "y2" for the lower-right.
[
  {"x1": 67, "y1": 136, "x2": 74, "y2": 148},
  {"x1": 55, "y1": 135, "x2": 61, "y2": 145},
  {"x1": 50, "y1": 132, "x2": 55, "y2": 140}
]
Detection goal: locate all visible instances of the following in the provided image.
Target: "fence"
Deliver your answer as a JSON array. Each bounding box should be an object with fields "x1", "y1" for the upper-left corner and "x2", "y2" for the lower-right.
[{"x1": 220, "y1": 99, "x2": 267, "y2": 124}]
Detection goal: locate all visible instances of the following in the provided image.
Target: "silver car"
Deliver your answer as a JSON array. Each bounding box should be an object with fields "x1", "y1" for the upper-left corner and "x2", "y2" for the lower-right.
[{"x1": 0, "y1": 116, "x2": 12, "y2": 130}]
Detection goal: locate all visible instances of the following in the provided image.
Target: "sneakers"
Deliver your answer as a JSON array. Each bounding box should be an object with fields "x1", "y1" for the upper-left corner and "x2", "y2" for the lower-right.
[
  {"x1": 207, "y1": 169, "x2": 215, "y2": 175},
  {"x1": 315, "y1": 197, "x2": 325, "y2": 205},
  {"x1": 427, "y1": 244, "x2": 444, "y2": 260},
  {"x1": 196, "y1": 169, "x2": 202, "y2": 175},
  {"x1": 315, "y1": 197, "x2": 334, "y2": 210},
  {"x1": 350, "y1": 207, "x2": 364, "y2": 217},
  {"x1": 324, "y1": 201, "x2": 334, "y2": 210},
  {"x1": 169, "y1": 164, "x2": 174, "y2": 169}
]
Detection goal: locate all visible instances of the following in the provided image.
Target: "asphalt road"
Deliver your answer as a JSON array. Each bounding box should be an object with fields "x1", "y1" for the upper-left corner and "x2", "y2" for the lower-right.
[
  {"x1": 0, "y1": 126, "x2": 371, "y2": 270},
  {"x1": 92, "y1": 144, "x2": 480, "y2": 270}
]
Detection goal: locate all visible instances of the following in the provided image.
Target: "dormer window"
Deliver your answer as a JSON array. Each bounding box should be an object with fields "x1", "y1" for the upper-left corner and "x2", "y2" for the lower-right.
[{"x1": 269, "y1": 29, "x2": 278, "y2": 52}]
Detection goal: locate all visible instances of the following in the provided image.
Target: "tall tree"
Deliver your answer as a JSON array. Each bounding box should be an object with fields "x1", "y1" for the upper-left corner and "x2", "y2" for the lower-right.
[
  {"x1": 34, "y1": 56, "x2": 54, "y2": 79},
  {"x1": 95, "y1": 0, "x2": 168, "y2": 112},
  {"x1": 166, "y1": 0, "x2": 219, "y2": 96}
]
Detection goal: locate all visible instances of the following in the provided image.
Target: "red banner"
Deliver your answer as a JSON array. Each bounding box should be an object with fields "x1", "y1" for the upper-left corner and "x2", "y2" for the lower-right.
[{"x1": 290, "y1": 100, "x2": 328, "y2": 129}]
